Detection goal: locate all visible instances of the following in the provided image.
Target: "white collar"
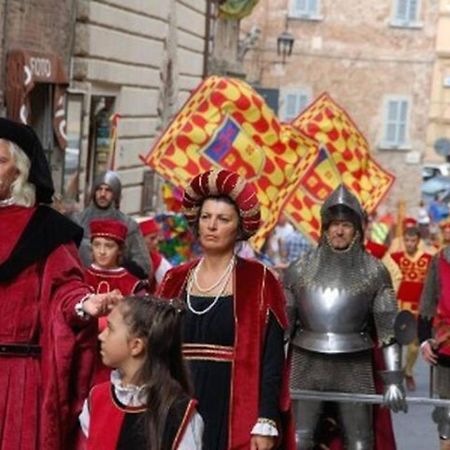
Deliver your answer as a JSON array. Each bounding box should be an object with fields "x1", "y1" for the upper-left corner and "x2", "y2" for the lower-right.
[{"x1": 110, "y1": 369, "x2": 146, "y2": 407}]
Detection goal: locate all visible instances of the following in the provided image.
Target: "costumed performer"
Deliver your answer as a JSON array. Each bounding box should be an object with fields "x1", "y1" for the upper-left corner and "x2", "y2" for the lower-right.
[
  {"x1": 80, "y1": 295, "x2": 203, "y2": 449},
  {"x1": 0, "y1": 118, "x2": 120, "y2": 450},
  {"x1": 157, "y1": 168, "x2": 294, "y2": 450},
  {"x1": 390, "y1": 226, "x2": 432, "y2": 391},
  {"x1": 285, "y1": 184, "x2": 407, "y2": 450},
  {"x1": 139, "y1": 217, "x2": 172, "y2": 292},
  {"x1": 419, "y1": 240, "x2": 450, "y2": 450}
]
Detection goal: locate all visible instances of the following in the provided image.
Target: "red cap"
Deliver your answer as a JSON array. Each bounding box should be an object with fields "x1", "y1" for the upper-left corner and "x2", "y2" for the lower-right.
[
  {"x1": 90, "y1": 219, "x2": 127, "y2": 243},
  {"x1": 403, "y1": 217, "x2": 418, "y2": 228},
  {"x1": 139, "y1": 218, "x2": 160, "y2": 236}
]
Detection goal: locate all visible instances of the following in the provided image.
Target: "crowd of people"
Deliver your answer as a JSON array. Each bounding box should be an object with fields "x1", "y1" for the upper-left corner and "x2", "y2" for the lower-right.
[{"x1": 2, "y1": 115, "x2": 450, "y2": 449}]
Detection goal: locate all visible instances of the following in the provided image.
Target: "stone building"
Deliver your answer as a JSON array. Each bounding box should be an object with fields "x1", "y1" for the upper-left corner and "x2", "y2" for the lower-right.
[
  {"x1": 72, "y1": 0, "x2": 207, "y2": 214},
  {"x1": 0, "y1": 0, "x2": 78, "y2": 194},
  {"x1": 242, "y1": 0, "x2": 439, "y2": 212},
  {"x1": 425, "y1": 0, "x2": 450, "y2": 163},
  {"x1": 0, "y1": 0, "x2": 208, "y2": 215}
]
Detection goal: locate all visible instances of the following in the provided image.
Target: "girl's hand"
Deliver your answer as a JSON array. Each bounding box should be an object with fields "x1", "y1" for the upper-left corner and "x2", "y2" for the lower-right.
[
  {"x1": 250, "y1": 435, "x2": 276, "y2": 450},
  {"x1": 421, "y1": 339, "x2": 438, "y2": 365},
  {"x1": 83, "y1": 290, "x2": 122, "y2": 317}
]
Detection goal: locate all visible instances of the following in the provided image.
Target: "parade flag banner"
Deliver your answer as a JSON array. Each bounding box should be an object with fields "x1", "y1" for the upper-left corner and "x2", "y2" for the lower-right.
[
  {"x1": 141, "y1": 76, "x2": 317, "y2": 249},
  {"x1": 288, "y1": 92, "x2": 395, "y2": 241},
  {"x1": 291, "y1": 92, "x2": 394, "y2": 210}
]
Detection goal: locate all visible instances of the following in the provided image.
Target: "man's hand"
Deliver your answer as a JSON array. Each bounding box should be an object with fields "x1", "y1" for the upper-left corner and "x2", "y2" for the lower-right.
[
  {"x1": 83, "y1": 289, "x2": 122, "y2": 317},
  {"x1": 421, "y1": 339, "x2": 438, "y2": 365},
  {"x1": 250, "y1": 435, "x2": 276, "y2": 450}
]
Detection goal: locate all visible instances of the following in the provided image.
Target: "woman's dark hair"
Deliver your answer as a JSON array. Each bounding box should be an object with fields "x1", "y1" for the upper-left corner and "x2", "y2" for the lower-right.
[
  {"x1": 194, "y1": 194, "x2": 244, "y2": 240},
  {"x1": 120, "y1": 295, "x2": 191, "y2": 450}
]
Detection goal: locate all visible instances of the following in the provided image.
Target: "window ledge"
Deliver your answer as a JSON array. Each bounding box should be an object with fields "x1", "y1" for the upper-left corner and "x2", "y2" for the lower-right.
[
  {"x1": 288, "y1": 14, "x2": 324, "y2": 22},
  {"x1": 378, "y1": 143, "x2": 412, "y2": 151},
  {"x1": 389, "y1": 20, "x2": 423, "y2": 29}
]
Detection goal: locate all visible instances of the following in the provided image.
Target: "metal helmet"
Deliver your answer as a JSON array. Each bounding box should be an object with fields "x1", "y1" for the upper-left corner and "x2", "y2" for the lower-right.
[
  {"x1": 320, "y1": 184, "x2": 365, "y2": 235},
  {"x1": 92, "y1": 170, "x2": 122, "y2": 202}
]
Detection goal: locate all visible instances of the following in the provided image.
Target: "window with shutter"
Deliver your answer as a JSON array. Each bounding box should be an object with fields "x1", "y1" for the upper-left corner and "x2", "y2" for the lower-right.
[
  {"x1": 280, "y1": 89, "x2": 311, "y2": 122},
  {"x1": 392, "y1": 0, "x2": 420, "y2": 26},
  {"x1": 381, "y1": 97, "x2": 411, "y2": 148},
  {"x1": 290, "y1": 0, "x2": 320, "y2": 19}
]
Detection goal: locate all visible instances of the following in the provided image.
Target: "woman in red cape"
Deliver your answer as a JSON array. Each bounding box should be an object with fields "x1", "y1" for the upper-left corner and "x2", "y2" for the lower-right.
[{"x1": 157, "y1": 169, "x2": 295, "y2": 450}]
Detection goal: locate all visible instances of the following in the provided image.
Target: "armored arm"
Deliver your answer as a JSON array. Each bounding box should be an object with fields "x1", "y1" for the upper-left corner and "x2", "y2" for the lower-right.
[
  {"x1": 380, "y1": 343, "x2": 407, "y2": 412},
  {"x1": 373, "y1": 263, "x2": 407, "y2": 412}
]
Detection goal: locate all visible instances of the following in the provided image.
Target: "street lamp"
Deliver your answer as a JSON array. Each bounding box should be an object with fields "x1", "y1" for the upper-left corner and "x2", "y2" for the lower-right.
[{"x1": 277, "y1": 30, "x2": 294, "y2": 63}]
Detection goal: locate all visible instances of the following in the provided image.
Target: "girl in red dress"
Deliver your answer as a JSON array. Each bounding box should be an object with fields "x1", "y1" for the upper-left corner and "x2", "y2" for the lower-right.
[{"x1": 80, "y1": 295, "x2": 203, "y2": 449}]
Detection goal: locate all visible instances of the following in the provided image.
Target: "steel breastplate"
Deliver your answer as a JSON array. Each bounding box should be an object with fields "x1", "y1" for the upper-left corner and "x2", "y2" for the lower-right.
[{"x1": 294, "y1": 284, "x2": 373, "y2": 353}]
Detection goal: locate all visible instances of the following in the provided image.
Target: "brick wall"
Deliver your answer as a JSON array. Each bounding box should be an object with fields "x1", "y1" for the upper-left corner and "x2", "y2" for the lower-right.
[{"x1": 242, "y1": 0, "x2": 439, "y2": 214}]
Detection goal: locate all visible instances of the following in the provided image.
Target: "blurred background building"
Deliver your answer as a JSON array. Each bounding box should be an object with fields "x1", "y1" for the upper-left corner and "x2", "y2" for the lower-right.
[{"x1": 241, "y1": 0, "x2": 440, "y2": 211}]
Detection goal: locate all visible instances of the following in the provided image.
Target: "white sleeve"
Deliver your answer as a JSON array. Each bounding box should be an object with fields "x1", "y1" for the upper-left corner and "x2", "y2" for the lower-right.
[
  {"x1": 79, "y1": 398, "x2": 90, "y2": 438},
  {"x1": 155, "y1": 257, "x2": 173, "y2": 284},
  {"x1": 177, "y1": 411, "x2": 204, "y2": 449}
]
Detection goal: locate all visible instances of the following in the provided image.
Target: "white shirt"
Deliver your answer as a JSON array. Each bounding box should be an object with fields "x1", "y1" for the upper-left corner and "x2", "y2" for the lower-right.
[{"x1": 79, "y1": 370, "x2": 203, "y2": 449}]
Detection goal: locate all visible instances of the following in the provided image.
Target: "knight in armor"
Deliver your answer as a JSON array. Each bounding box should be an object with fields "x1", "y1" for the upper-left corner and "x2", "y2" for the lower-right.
[
  {"x1": 284, "y1": 184, "x2": 407, "y2": 450},
  {"x1": 419, "y1": 243, "x2": 450, "y2": 450}
]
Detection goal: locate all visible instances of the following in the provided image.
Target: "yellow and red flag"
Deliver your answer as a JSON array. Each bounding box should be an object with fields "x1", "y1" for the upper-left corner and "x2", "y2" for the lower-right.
[
  {"x1": 287, "y1": 93, "x2": 395, "y2": 241},
  {"x1": 140, "y1": 76, "x2": 317, "y2": 249}
]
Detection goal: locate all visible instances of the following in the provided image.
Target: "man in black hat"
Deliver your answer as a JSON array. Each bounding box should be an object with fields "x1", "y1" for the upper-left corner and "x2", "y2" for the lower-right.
[
  {"x1": 284, "y1": 184, "x2": 406, "y2": 450},
  {"x1": 75, "y1": 170, "x2": 151, "y2": 278},
  {"x1": 0, "y1": 117, "x2": 120, "y2": 450}
]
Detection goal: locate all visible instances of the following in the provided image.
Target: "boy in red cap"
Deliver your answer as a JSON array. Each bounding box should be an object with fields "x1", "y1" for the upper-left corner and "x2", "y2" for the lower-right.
[
  {"x1": 139, "y1": 218, "x2": 172, "y2": 292},
  {"x1": 85, "y1": 219, "x2": 144, "y2": 384}
]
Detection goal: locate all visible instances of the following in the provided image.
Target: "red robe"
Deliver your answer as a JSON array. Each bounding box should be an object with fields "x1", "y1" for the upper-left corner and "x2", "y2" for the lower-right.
[
  {"x1": 84, "y1": 265, "x2": 140, "y2": 297},
  {"x1": 84, "y1": 265, "x2": 141, "y2": 384},
  {"x1": 0, "y1": 205, "x2": 96, "y2": 450},
  {"x1": 157, "y1": 257, "x2": 295, "y2": 450}
]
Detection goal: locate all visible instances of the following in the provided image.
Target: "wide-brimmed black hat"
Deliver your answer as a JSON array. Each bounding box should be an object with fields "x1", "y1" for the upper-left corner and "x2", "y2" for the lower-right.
[{"x1": 0, "y1": 117, "x2": 54, "y2": 203}]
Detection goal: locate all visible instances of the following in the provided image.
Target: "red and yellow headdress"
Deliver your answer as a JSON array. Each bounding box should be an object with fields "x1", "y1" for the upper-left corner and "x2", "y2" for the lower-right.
[{"x1": 182, "y1": 169, "x2": 260, "y2": 240}]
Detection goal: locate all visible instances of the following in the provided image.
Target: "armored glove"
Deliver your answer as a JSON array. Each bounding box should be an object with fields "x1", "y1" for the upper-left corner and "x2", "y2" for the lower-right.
[
  {"x1": 380, "y1": 370, "x2": 407, "y2": 412},
  {"x1": 381, "y1": 343, "x2": 407, "y2": 413}
]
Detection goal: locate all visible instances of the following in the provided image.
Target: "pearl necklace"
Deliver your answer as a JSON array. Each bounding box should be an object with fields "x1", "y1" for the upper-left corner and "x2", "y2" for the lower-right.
[
  {"x1": 186, "y1": 258, "x2": 235, "y2": 316},
  {"x1": 193, "y1": 256, "x2": 235, "y2": 293}
]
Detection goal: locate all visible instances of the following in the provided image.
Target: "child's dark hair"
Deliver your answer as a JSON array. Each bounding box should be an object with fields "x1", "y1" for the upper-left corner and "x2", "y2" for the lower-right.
[{"x1": 120, "y1": 295, "x2": 191, "y2": 450}]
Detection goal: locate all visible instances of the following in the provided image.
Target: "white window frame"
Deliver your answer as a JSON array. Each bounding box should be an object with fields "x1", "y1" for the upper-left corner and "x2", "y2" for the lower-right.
[
  {"x1": 379, "y1": 96, "x2": 412, "y2": 150},
  {"x1": 288, "y1": 0, "x2": 323, "y2": 21},
  {"x1": 279, "y1": 88, "x2": 312, "y2": 122},
  {"x1": 390, "y1": 0, "x2": 423, "y2": 28}
]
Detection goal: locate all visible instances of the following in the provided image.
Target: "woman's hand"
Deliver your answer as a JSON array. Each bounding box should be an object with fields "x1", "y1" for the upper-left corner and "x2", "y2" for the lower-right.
[
  {"x1": 421, "y1": 339, "x2": 438, "y2": 365},
  {"x1": 83, "y1": 289, "x2": 122, "y2": 317},
  {"x1": 250, "y1": 435, "x2": 276, "y2": 450}
]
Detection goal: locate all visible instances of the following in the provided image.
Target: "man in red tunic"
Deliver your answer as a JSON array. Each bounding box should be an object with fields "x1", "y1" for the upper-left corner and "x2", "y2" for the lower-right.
[
  {"x1": 391, "y1": 226, "x2": 432, "y2": 391},
  {"x1": 139, "y1": 217, "x2": 172, "y2": 292},
  {"x1": 419, "y1": 240, "x2": 450, "y2": 450},
  {"x1": 0, "y1": 118, "x2": 120, "y2": 450}
]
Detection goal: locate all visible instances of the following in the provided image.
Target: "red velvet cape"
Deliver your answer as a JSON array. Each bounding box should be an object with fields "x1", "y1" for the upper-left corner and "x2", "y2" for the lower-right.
[
  {"x1": 157, "y1": 257, "x2": 295, "y2": 449},
  {"x1": 0, "y1": 205, "x2": 96, "y2": 450}
]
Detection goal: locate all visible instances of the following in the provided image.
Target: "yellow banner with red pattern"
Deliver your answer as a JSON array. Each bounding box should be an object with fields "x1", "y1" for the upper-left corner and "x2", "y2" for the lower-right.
[
  {"x1": 141, "y1": 79, "x2": 394, "y2": 247},
  {"x1": 141, "y1": 76, "x2": 317, "y2": 249},
  {"x1": 287, "y1": 93, "x2": 395, "y2": 241}
]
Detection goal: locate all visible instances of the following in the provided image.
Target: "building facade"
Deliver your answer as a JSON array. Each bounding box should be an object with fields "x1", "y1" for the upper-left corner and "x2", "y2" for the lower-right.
[
  {"x1": 0, "y1": 0, "x2": 78, "y2": 194},
  {"x1": 242, "y1": 0, "x2": 439, "y2": 212},
  {"x1": 425, "y1": 0, "x2": 450, "y2": 163},
  {"x1": 0, "y1": 0, "x2": 207, "y2": 215}
]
